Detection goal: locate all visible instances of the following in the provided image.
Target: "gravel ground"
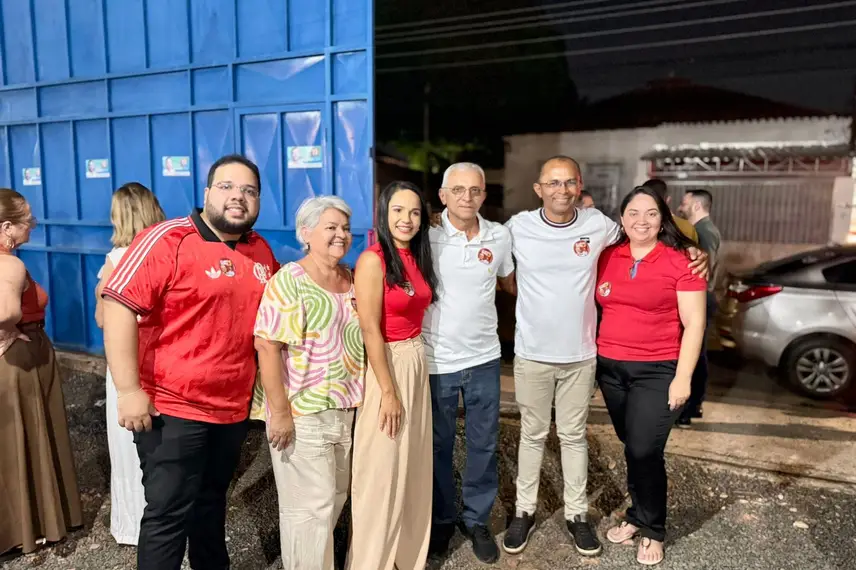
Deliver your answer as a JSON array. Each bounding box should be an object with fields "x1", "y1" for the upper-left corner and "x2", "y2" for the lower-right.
[{"x1": 2, "y1": 370, "x2": 854, "y2": 570}]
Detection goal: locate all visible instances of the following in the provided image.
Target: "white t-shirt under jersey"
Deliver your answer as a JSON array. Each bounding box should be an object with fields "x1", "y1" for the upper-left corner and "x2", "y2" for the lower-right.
[{"x1": 505, "y1": 207, "x2": 620, "y2": 364}]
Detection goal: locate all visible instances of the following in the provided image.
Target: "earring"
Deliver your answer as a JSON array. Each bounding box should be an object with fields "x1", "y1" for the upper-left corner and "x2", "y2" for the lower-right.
[{"x1": 2, "y1": 237, "x2": 12, "y2": 250}]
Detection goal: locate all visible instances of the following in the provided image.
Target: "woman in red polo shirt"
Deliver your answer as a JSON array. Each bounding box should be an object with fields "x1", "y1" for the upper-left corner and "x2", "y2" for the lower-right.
[
  {"x1": 595, "y1": 186, "x2": 707, "y2": 566},
  {"x1": 348, "y1": 181, "x2": 437, "y2": 570}
]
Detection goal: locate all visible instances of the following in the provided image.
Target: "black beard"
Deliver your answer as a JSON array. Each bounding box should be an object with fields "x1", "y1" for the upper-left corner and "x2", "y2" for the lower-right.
[{"x1": 205, "y1": 204, "x2": 257, "y2": 235}]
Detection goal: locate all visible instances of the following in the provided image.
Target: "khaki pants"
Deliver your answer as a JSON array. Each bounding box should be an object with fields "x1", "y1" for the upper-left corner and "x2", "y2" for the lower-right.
[
  {"x1": 514, "y1": 356, "x2": 596, "y2": 520},
  {"x1": 270, "y1": 408, "x2": 354, "y2": 570},
  {"x1": 348, "y1": 338, "x2": 432, "y2": 570}
]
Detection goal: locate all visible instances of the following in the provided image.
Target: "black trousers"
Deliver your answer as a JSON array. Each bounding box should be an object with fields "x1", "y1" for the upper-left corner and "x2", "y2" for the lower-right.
[
  {"x1": 596, "y1": 356, "x2": 681, "y2": 542},
  {"x1": 134, "y1": 414, "x2": 248, "y2": 570},
  {"x1": 681, "y1": 291, "x2": 719, "y2": 420}
]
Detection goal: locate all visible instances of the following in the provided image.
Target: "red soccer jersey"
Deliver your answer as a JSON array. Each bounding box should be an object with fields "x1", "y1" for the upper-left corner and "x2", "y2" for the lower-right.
[
  {"x1": 102, "y1": 210, "x2": 279, "y2": 424},
  {"x1": 595, "y1": 241, "x2": 707, "y2": 361},
  {"x1": 365, "y1": 242, "x2": 432, "y2": 342}
]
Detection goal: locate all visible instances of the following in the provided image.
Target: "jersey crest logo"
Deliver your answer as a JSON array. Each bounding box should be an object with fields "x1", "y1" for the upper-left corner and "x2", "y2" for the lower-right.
[
  {"x1": 253, "y1": 263, "x2": 271, "y2": 284},
  {"x1": 598, "y1": 281, "x2": 611, "y2": 297},
  {"x1": 205, "y1": 267, "x2": 222, "y2": 279},
  {"x1": 574, "y1": 237, "x2": 591, "y2": 257},
  {"x1": 219, "y1": 259, "x2": 236, "y2": 277},
  {"x1": 477, "y1": 247, "x2": 493, "y2": 264},
  {"x1": 402, "y1": 281, "x2": 415, "y2": 297}
]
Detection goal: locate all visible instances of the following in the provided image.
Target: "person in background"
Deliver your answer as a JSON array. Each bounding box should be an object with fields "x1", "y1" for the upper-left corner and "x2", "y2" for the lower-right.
[
  {"x1": 101, "y1": 155, "x2": 278, "y2": 570},
  {"x1": 348, "y1": 181, "x2": 437, "y2": 570},
  {"x1": 641, "y1": 179, "x2": 698, "y2": 244},
  {"x1": 596, "y1": 186, "x2": 707, "y2": 566},
  {"x1": 424, "y1": 163, "x2": 515, "y2": 563},
  {"x1": 95, "y1": 183, "x2": 166, "y2": 546},
  {"x1": 676, "y1": 189, "x2": 722, "y2": 427},
  {"x1": 0, "y1": 189, "x2": 82, "y2": 555},
  {"x1": 580, "y1": 190, "x2": 596, "y2": 209},
  {"x1": 254, "y1": 196, "x2": 366, "y2": 570}
]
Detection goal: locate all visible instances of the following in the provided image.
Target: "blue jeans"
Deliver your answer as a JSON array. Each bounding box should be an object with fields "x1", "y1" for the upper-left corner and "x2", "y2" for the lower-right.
[{"x1": 430, "y1": 358, "x2": 501, "y2": 529}]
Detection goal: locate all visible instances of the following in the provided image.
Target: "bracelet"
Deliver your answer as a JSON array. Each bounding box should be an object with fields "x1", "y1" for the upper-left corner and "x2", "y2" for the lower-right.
[{"x1": 117, "y1": 388, "x2": 142, "y2": 399}]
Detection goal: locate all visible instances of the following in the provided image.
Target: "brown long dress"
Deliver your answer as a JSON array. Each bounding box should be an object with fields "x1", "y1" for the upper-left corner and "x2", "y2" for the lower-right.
[{"x1": 0, "y1": 265, "x2": 83, "y2": 555}]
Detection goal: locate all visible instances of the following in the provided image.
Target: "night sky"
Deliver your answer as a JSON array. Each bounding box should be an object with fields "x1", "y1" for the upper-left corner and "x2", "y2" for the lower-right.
[{"x1": 377, "y1": 0, "x2": 856, "y2": 115}]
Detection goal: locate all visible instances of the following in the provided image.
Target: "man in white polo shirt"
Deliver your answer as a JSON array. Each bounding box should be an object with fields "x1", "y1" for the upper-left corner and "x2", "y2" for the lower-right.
[
  {"x1": 423, "y1": 162, "x2": 515, "y2": 564},
  {"x1": 501, "y1": 156, "x2": 707, "y2": 558}
]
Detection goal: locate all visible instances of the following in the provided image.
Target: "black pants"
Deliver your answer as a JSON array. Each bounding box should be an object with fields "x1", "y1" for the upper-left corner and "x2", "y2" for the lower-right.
[
  {"x1": 596, "y1": 356, "x2": 681, "y2": 542},
  {"x1": 135, "y1": 414, "x2": 248, "y2": 570}
]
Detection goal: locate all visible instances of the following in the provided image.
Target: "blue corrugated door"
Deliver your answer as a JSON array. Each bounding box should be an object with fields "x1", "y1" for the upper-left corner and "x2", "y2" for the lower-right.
[{"x1": 0, "y1": 0, "x2": 374, "y2": 354}]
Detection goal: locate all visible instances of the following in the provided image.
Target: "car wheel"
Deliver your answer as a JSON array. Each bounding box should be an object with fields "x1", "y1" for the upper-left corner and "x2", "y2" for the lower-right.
[{"x1": 783, "y1": 337, "x2": 855, "y2": 399}]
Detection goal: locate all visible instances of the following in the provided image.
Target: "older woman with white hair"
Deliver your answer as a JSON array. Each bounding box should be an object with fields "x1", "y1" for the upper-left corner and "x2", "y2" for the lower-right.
[{"x1": 253, "y1": 195, "x2": 367, "y2": 570}]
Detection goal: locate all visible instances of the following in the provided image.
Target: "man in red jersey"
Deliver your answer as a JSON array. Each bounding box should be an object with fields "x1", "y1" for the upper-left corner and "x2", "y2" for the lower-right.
[{"x1": 102, "y1": 154, "x2": 278, "y2": 570}]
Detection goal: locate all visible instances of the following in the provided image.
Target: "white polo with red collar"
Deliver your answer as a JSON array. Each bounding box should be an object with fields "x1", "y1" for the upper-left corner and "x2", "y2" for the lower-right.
[{"x1": 422, "y1": 209, "x2": 514, "y2": 375}]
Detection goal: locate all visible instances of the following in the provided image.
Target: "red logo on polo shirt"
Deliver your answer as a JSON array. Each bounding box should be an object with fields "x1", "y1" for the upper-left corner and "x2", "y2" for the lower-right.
[
  {"x1": 574, "y1": 238, "x2": 591, "y2": 257},
  {"x1": 598, "y1": 281, "x2": 611, "y2": 297},
  {"x1": 402, "y1": 282, "x2": 415, "y2": 297},
  {"x1": 477, "y1": 248, "x2": 493, "y2": 264},
  {"x1": 219, "y1": 259, "x2": 236, "y2": 277}
]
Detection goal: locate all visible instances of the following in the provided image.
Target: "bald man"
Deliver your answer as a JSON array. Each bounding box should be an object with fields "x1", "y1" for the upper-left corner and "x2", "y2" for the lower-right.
[{"x1": 502, "y1": 156, "x2": 708, "y2": 559}]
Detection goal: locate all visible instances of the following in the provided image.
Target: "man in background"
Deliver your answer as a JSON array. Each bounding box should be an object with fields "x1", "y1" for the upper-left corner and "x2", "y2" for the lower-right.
[
  {"x1": 579, "y1": 190, "x2": 595, "y2": 209},
  {"x1": 677, "y1": 189, "x2": 722, "y2": 427},
  {"x1": 642, "y1": 178, "x2": 698, "y2": 243}
]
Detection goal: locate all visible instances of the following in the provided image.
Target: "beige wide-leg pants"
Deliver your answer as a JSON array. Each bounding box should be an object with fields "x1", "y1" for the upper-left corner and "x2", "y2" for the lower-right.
[
  {"x1": 347, "y1": 338, "x2": 432, "y2": 570},
  {"x1": 269, "y1": 408, "x2": 354, "y2": 570}
]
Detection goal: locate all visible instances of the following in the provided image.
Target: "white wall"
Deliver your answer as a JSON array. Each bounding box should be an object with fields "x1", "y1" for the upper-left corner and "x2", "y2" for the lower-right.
[{"x1": 503, "y1": 117, "x2": 852, "y2": 214}]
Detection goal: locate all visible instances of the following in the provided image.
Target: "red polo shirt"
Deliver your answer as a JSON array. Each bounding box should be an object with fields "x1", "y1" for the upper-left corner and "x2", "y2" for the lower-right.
[
  {"x1": 102, "y1": 210, "x2": 279, "y2": 423},
  {"x1": 595, "y1": 241, "x2": 706, "y2": 361}
]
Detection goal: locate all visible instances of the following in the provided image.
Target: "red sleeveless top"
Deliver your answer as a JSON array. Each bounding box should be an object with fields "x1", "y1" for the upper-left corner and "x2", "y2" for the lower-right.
[
  {"x1": 1, "y1": 252, "x2": 47, "y2": 323},
  {"x1": 21, "y1": 274, "x2": 48, "y2": 323},
  {"x1": 365, "y1": 242, "x2": 431, "y2": 342}
]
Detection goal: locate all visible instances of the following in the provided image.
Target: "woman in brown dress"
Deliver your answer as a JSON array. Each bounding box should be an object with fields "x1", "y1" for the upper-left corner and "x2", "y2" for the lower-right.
[{"x1": 0, "y1": 189, "x2": 82, "y2": 555}]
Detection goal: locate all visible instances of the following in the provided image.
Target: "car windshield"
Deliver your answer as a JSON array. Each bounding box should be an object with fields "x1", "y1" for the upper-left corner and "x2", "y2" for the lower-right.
[{"x1": 753, "y1": 248, "x2": 845, "y2": 276}]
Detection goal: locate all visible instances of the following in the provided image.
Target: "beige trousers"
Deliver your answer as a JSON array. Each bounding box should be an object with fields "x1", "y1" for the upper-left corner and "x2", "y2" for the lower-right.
[
  {"x1": 347, "y1": 338, "x2": 432, "y2": 570},
  {"x1": 514, "y1": 356, "x2": 596, "y2": 519},
  {"x1": 270, "y1": 408, "x2": 354, "y2": 570}
]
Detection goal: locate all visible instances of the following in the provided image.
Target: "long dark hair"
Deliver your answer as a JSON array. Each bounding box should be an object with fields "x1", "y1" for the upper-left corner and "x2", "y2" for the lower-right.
[
  {"x1": 375, "y1": 181, "x2": 438, "y2": 302},
  {"x1": 618, "y1": 186, "x2": 696, "y2": 253}
]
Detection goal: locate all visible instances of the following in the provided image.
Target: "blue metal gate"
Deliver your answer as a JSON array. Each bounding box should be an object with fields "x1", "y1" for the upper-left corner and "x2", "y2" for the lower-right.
[{"x1": 0, "y1": 0, "x2": 374, "y2": 354}]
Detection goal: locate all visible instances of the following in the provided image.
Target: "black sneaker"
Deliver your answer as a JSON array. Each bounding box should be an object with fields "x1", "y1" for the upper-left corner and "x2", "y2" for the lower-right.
[
  {"x1": 691, "y1": 407, "x2": 703, "y2": 419},
  {"x1": 502, "y1": 512, "x2": 535, "y2": 555},
  {"x1": 465, "y1": 524, "x2": 499, "y2": 564},
  {"x1": 566, "y1": 515, "x2": 602, "y2": 556},
  {"x1": 428, "y1": 522, "x2": 455, "y2": 557},
  {"x1": 676, "y1": 416, "x2": 692, "y2": 429}
]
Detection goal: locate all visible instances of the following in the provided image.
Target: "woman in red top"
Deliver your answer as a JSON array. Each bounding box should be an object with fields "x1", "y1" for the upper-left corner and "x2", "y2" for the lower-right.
[
  {"x1": 595, "y1": 186, "x2": 706, "y2": 566},
  {"x1": 0, "y1": 189, "x2": 82, "y2": 556},
  {"x1": 348, "y1": 181, "x2": 437, "y2": 570}
]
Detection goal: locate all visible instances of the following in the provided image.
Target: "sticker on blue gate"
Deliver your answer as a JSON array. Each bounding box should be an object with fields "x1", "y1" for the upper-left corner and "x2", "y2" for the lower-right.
[
  {"x1": 162, "y1": 156, "x2": 191, "y2": 177},
  {"x1": 85, "y1": 159, "x2": 111, "y2": 179},
  {"x1": 287, "y1": 146, "x2": 322, "y2": 169},
  {"x1": 22, "y1": 167, "x2": 41, "y2": 186}
]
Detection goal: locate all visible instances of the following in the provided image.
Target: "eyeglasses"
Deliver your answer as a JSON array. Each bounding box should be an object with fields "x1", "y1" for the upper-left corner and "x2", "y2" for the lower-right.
[
  {"x1": 443, "y1": 186, "x2": 485, "y2": 197},
  {"x1": 213, "y1": 181, "x2": 260, "y2": 199},
  {"x1": 537, "y1": 179, "x2": 578, "y2": 190}
]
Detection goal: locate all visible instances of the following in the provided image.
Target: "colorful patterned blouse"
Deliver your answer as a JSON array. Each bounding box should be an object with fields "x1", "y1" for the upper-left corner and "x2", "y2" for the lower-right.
[{"x1": 253, "y1": 262, "x2": 366, "y2": 416}]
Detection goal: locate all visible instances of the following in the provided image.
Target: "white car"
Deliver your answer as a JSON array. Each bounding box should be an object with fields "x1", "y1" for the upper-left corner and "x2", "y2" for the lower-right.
[{"x1": 719, "y1": 246, "x2": 856, "y2": 399}]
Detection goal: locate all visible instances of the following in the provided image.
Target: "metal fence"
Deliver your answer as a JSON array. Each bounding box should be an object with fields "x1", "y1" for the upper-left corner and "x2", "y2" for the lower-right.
[{"x1": 664, "y1": 179, "x2": 834, "y2": 245}]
